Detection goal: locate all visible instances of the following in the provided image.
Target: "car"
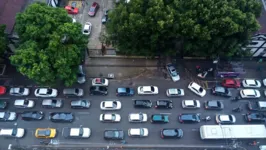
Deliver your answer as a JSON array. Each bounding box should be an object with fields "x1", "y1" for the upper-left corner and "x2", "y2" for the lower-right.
[
  {"x1": 151, "y1": 114, "x2": 169, "y2": 123},
  {"x1": 42, "y1": 99, "x2": 63, "y2": 108},
  {"x1": 188, "y1": 82, "x2": 206, "y2": 97},
  {"x1": 101, "y1": 9, "x2": 109, "y2": 24},
  {"x1": 160, "y1": 128, "x2": 183, "y2": 139},
  {"x1": 263, "y1": 79, "x2": 266, "y2": 86},
  {"x1": 137, "y1": 86, "x2": 159, "y2": 95},
  {"x1": 0, "y1": 112, "x2": 17, "y2": 121},
  {"x1": 83, "y1": 22, "x2": 92, "y2": 35},
  {"x1": 65, "y1": 5, "x2": 79, "y2": 14},
  {"x1": 63, "y1": 88, "x2": 84, "y2": 97},
  {"x1": 240, "y1": 89, "x2": 261, "y2": 98},
  {"x1": 116, "y1": 87, "x2": 134, "y2": 96},
  {"x1": 89, "y1": 86, "x2": 108, "y2": 95},
  {"x1": 244, "y1": 113, "x2": 266, "y2": 123},
  {"x1": 211, "y1": 86, "x2": 232, "y2": 97},
  {"x1": 242, "y1": 79, "x2": 261, "y2": 88},
  {"x1": 34, "y1": 88, "x2": 58, "y2": 97},
  {"x1": 128, "y1": 128, "x2": 148, "y2": 137},
  {"x1": 178, "y1": 113, "x2": 200, "y2": 123},
  {"x1": 166, "y1": 88, "x2": 184, "y2": 97},
  {"x1": 0, "y1": 100, "x2": 7, "y2": 109},
  {"x1": 128, "y1": 113, "x2": 148, "y2": 122},
  {"x1": 63, "y1": 127, "x2": 91, "y2": 138},
  {"x1": 0, "y1": 86, "x2": 6, "y2": 95},
  {"x1": 100, "y1": 100, "x2": 121, "y2": 110},
  {"x1": 21, "y1": 111, "x2": 44, "y2": 121},
  {"x1": 92, "y1": 78, "x2": 109, "y2": 86},
  {"x1": 104, "y1": 129, "x2": 124, "y2": 140},
  {"x1": 182, "y1": 100, "x2": 200, "y2": 109},
  {"x1": 216, "y1": 114, "x2": 236, "y2": 124},
  {"x1": 77, "y1": 65, "x2": 86, "y2": 84},
  {"x1": 133, "y1": 100, "x2": 152, "y2": 108},
  {"x1": 0, "y1": 128, "x2": 25, "y2": 138},
  {"x1": 14, "y1": 99, "x2": 35, "y2": 108},
  {"x1": 247, "y1": 101, "x2": 266, "y2": 111},
  {"x1": 204, "y1": 100, "x2": 224, "y2": 110},
  {"x1": 49, "y1": 112, "x2": 74, "y2": 123},
  {"x1": 88, "y1": 2, "x2": 99, "y2": 16},
  {"x1": 71, "y1": 100, "x2": 90, "y2": 109},
  {"x1": 221, "y1": 79, "x2": 241, "y2": 88},
  {"x1": 155, "y1": 100, "x2": 173, "y2": 109},
  {"x1": 100, "y1": 113, "x2": 121, "y2": 122},
  {"x1": 166, "y1": 63, "x2": 180, "y2": 82},
  {"x1": 9, "y1": 87, "x2": 30, "y2": 96},
  {"x1": 35, "y1": 128, "x2": 56, "y2": 138}
]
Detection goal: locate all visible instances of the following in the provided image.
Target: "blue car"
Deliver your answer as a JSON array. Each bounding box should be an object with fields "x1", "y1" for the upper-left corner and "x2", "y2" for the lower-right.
[{"x1": 116, "y1": 87, "x2": 134, "y2": 96}]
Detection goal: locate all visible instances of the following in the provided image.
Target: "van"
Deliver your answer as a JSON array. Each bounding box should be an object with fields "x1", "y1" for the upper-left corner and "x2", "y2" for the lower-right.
[{"x1": 0, "y1": 128, "x2": 25, "y2": 138}]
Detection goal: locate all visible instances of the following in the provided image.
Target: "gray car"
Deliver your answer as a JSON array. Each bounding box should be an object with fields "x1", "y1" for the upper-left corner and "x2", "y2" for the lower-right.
[
  {"x1": 77, "y1": 65, "x2": 86, "y2": 84},
  {"x1": 71, "y1": 100, "x2": 90, "y2": 109},
  {"x1": 63, "y1": 88, "x2": 84, "y2": 97},
  {"x1": 42, "y1": 99, "x2": 63, "y2": 108}
]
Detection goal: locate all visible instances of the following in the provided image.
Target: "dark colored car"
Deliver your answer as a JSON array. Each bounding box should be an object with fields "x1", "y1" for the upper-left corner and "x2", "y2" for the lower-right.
[
  {"x1": 116, "y1": 87, "x2": 134, "y2": 96},
  {"x1": 222, "y1": 79, "x2": 241, "y2": 88},
  {"x1": 178, "y1": 113, "x2": 200, "y2": 123},
  {"x1": 155, "y1": 100, "x2": 173, "y2": 109},
  {"x1": 204, "y1": 100, "x2": 224, "y2": 110},
  {"x1": 151, "y1": 114, "x2": 169, "y2": 123},
  {"x1": 211, "y1": 86, "x2": 231, "y2": 97},
  {"x1": 71, "y1": 100, "x2": 90, "y2": 109},
  {"x1": 133, "y1": 100, "x2": 152, "y2": 108},
  {"x1": 161, "y1": 128, "x2": 183, "y2": 139},
  {"x1": 90, "y1": 86, "x2": 108, "y2": 95},
  {"x1": 244, "y1": 113, "x2": 266, "y2": 123},
  {"x1": 49, "y1": 112, "x2": 74, "y2": 123},
  {"x1": 104, "y1": 130, "x2": 124, "y2": 140},
  {"x1": 88, "y1": 2, "x2": 99, "y2": 17},
  {"x1": 0, "y1": 100, "x2": 7, "y2": 109},
  {"x1": 101, "y1": 9, "x2": 109, "y2": 24},
  {"x1": 21, "y1": 111, "x2": 44, "y2": 121}
]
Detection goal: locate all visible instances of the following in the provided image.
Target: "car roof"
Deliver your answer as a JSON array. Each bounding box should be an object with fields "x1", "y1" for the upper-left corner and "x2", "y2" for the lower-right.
[
  {"x1": 129, "y1": 128, "x2": 141, "y2": 135},
  {"x1": 245, "y1": 79, "x2": 256, "y2": 85},
  {"x1": 219, "y1": 115, "x2": 230, "y2": 121},
  {"x1": 70, "y1": 128, "x2": 80, "y2": 136},
  {"x1": 117, "y1": 88, "x2": 127, "y2": 93},
  {"x1": 191, "y1": 82, "x2": 200, "y2": 89},
  {"x1": 104, "y1": 101, "x2": 113, "y2": 107},
  {"x1": 104, "y1": 114, "x2": 113, "y2": 120},
  {"x1": 225, "y1": 79, "x2": 235, "y2": 84},
  {"x1": 163, "y1": 129, "x2": 177, "y2": 136},
  {"x1": 142, "y1": 86, "x2": 151, "y2": 91},
  {"x1": 38, "y1": 89, "x2": 48, "y2": 94},
  {"x1": 207, "y1": 100, "x2": 219, "y2": 106},
  {"x1": 258, "y1": 101, "x2": 266, "y2": 107},
  {"x1": 215, "y1": 86, "x2": 225, "y2": 92},
  {"x1": 184, "y1": 100, "x2": 194, "y2": 106},
  {"x1": 130, "y1": 114, "x2": 140, "y2": 120},
  {"x1": 243, "y1": 89, "x2": 256, "y2": 95},
  {"x1": 168, "y1": 88, "x2": 178, "y2": 94}
]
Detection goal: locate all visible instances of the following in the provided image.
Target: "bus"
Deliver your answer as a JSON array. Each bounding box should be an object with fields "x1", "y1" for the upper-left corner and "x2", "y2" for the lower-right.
[{"x1": 200, "y1": 125, "x2": 266, "y2": 139}]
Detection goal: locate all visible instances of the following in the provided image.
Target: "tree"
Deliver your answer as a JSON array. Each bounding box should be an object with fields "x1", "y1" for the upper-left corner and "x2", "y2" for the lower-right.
[
  {"x1": 106, "y1": 0, "x2": 262, "y2": 57},
  {"x1": 0, "y1": 25, "x2": 8, "y2": 57},
  {"x1": 10, "y1": 3, "x2": 88, "y2": 86}
]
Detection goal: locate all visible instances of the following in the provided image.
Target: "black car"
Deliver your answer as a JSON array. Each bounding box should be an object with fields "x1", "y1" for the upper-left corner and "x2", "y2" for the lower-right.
[
  {"x1": 133, "y1": 100, "x2": 152, "y2": 108},
  {"x1": 155, "y1": 100, "x2": 173, "y2": 109},
  {"x1": 104, "y1": 130, "x2": 124, "y2": 140},
  {"x1": 211, "y1": 86, "x2": 231, "y2": 97},
  {"x1": 21, "y1": 111, "x2": 44, "y2": 121},
  {"x1": 71, "y1": 100, "x2": 90, "y2": 109},
  {"x1": 0, "y1": 100, "x2": 7, "y2": 109},
  {"x1": 151, "y1": 114, "x2": 169, "y2": 123},
  {"x1": 204, "y1": 100, "x2": 224, "y2": 110},
  {"x1": 178, "y1": 113, "x2": 200, "y2": 123},
  {"x1": 116, "y1": 87, "x2": 134, "y2": 96},
  {"x1": 49, "y1": 112, "x2": 74, "y2": 123},
  {"x1": 161, "y1": 128, "x2": 183, "y2": 139},
  {"x1": 244, "y1": 113, "x2": 266, "y2": 123},
  {"x1": 90, "y1": 86, "x2": 108, "y2": 96}
]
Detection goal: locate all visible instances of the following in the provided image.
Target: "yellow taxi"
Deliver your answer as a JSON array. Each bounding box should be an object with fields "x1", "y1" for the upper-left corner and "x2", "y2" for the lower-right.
[{"x1": 35, "y1": 128, "x2": 56, "y2": 138}]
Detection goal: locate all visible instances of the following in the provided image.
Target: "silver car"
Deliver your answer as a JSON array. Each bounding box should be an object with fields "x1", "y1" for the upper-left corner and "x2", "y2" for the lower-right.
[
  {"x1": 77, "y1": 65, "x2": 86, "y2": 84},
  {"x1": 9, "y1": 87, "x2": 30, "y2": 96},
  {"x1": 0, "y1": 112, "x2": 17, "y2": 121},
  {"x1": 42, "y1": 99, "x2": 63, "y2": 108}
]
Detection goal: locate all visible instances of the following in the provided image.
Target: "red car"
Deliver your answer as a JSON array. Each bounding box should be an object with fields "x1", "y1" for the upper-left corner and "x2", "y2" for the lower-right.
[
  {"x1": 0, "y1": 86, "x2": 6, "y2": 95},
  {"x1": 88, "y1": 2, "x2": 99, "y2": 17},
  {"x1": 65, "y1": 6, "x2": 79, "y2": 14},
  {"x1": 221, "y1": 79, "x2": 241, "y2": 88}
]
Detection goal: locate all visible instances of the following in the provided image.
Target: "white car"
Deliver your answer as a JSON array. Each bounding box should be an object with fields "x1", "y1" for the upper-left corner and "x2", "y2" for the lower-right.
[
  {"x1": 188, "y1": 82, "x2": 206, "y2": 97},
  {"x1": 0, "y1": 128, "x2": 25, "y2": 138},
  {"x1": 242, "y1": 79, "x2": 261, "y2": 88},
  {"x1": 83, "y1": 22, "x2": 92, "y2": 35},
  {"x1": 9, "y1": 87, "x2": 30, "y2": 96},
  {"x1": 263, "y1": 79, "x2": 266, "y2": 86},
  {"x1": 166, "y1": 63, "x2": 180, "y2": 82},
  {"x1": 100, "y1": 113, "x2": 121, "y2": 122},
  {"x1": 166, "y1": 88, "x2": 184, "y2": 97},
  {"x1": 128, "y1": 128, "x2": 148, "y2": 137},
  {"x1": 240, "y1": 89, "x2": 260, "y2": 98},
  {"x1": 216, "y1": 114, "x2": 236, "y2": 124},
  {"x1": 182, "y1": 100, "x2": 200, "y2": 109},
  {"x1": 100, "y1": 101, "x2": 121, "y2": 110},
  {"x1": 14, "y1": 99, "x2": 35, "y2": 108},
  {"x1": 92, "y1": 78, "x2": 109, "y2": 86},
  {"x1": 34, "y1": 88, "x2": 58, "y2": 97},
  {"x1": 0, "y1": 112, "x2": 17, "y2": 121},
  {"x1": 128, "y1": 113, "x2": 147, "y2": 122},
  {"x1": 63, "y1": 127, "x2": 91, "y2": 138},
  {"x1": 137, "y1": 86, "x2": 159, "y2": 95}
]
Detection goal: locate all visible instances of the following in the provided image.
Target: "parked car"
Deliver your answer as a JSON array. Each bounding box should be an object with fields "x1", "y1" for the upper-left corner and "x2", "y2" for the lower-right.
[
  {"x1": 34, "y1": 88, "x2": 58, "y2": 97},
  {"x1": 63, "y1": 88, "x2": 84, "y2": 97},
  {"x1": 188, "y1": 82, "x2": 206, "y2": 97},
  {"x1": 21, "y1": 111, "x2": 44, "y2": 121},
  {"x1": 88, "y1": 2, "x2": 99, "y2": 16},
  {"x1": 14, "y1": 99, "x2": 35, "y2": 108},
  {"x1": 0, "y1": 128, "x2": 25, "y2": 138},
  {"x1": 9, "y1": 87, "x2": 30, "y2": 96},
  {"x1": 128, "y1": 113, "x2": 147, "y2": 122},
  {"x1": 244, "y1": 113, "x2": 266, "y2": 123},
  {"x1": 71, "y1": 100, "x2": 90, "y2": 109},
  {"x1": 166, "y1": 63, "x2": 180, "y2": 82},
  {"x1": 166, "y1": 88, "x2": 184, "y2": 97},
  {"x1": 137, "y1": 86, "x2": 159, "y2": 95},
  {"x1": 0, "y1": 112, "x2": 17, "y2": 121},
  {"x1": 100, "y1": 113, "x2": 121, "y2": 122},
  {"x1": 221, "y1": 79, "x2": 241, "y2": 88},
  {"x1": 178, "y1": 113, "x2": 200, "y2": 123},
  {"x1": 83, "y1": 22, "x2": 92, "y2": 35},
  {"x1": 92, "y1": 78, "x2": 109, "y2": 86},
  {"x1": 155, "y1": 100, "x2": 173, "y2": 109},
  {"x1": 216, "y1": 114, "x2": 236, "y2": 124},
  {"x1": 101, "y1": 9, "x2": 109, "y2": 24},
  {"x1": 211, "y1": 86, "x2": 231, "y2": 97},
  {"x1": 35, "y1": 128, "x2": 56, "y2": 138},
  {"x1": 151, "y1": 114, "x2": 169, "y2": 123},
  {"x1": 240, "y1": 89, "x2": 260, "y2": 98},
  {"x1": 65, "y1": 5, "x2": 79, "y2": 14},
  {"x1": 77, "y1": 65, "x2": 86, "y2": 84},
  {"x1": 248, "y1": 101, "x2": 266, "y2": 111},
  {"x1": 62, "y1": 127, "x2": 91, "y2": 138},
  {"x1": 128, "y1": 128, "x2": 148, "y2": 137},
  {"x1": 182, "y1": 100, "x2": 200, "y2": 109},
  {"x1": 90, "y1": 86, "x2": 108, "y2": 95},
  {"x1": 0, "y1": 86, "x2": 6, "y2": 95},
  {"x1": 100, "y1": 101, "x2": 121, "y2": 110},
  {"x1": 263, "y1": 79, "x2": 266, "y2": 86},
  {"x1": 104, "y1": 129, "x2": 124, "y2": 140},
  {"x1": 0, "y1": 100, "x2": 7, "y2": 109},
  {"x1": 242, "y1": 79, "x2": 261, "y2": 88},
  {"x1": 204, "y1": 100, "x2": 224, "y2": 110},
  {"x1": 49, "y1": 112, "x2": 74, "y2": 123},
  {"x1": 42, "y1": 99, "x2": 63, "y2": 108},
  {"x1": 116, "y1": 87, "x2": 134, "y2": 96},
  {"x1": 160, "y1": 128, "x2": 183, "y2": 139},
  {"x1": 133, "y1": 100, "x2": 152, "y2": 108}
]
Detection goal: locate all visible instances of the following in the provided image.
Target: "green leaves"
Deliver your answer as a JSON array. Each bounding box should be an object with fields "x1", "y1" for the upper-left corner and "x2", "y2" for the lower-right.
[{"x1": 0, "y1": 25, "x2": 8, "y2": 57}]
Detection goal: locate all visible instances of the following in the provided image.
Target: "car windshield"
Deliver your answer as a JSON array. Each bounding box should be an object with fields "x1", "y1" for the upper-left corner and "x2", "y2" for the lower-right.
[
  {"x1": 150, "y1": 87, "x2": 154, "y2": 92},
  {"x1": 140, "y1": 129, "x2": 144, "y2": 135},
  {"x1": 11, "y1": 129, "x2": 17, "y2": 136},
  {"x1": 47, "y1": 89, "x2": 53, "y2": 94},
  {"x1": 126, "y1": 88, "x2": 130, "y2": 93},
  {"x1": 171, "y1": 69, "x2": 177, "y2": 76},
  {"x1": 4, "y1": 112, "x2": 10, "y2": 119},
  {"x1": 24, "y1": 100, "x2": 29, "y2": 105},
  {"x1": 19, "y1": 88, "x2": 24, "y2": 93},
  {"x1": 75, "y1": 89, "x2": 79, "y2": 93},
  {"x1": 199, "y1": 87, "x2": 203, "y2": 92}
]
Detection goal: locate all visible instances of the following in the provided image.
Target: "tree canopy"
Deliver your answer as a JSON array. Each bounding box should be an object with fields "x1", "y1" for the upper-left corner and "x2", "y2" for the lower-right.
[
  {"x1": 0, "y1": 25, "x2": 8, "y2": 57},
  {"x1": 10, "y1": 3, "x2": 88, "y2": 86},
  {"x1": 106, "y1": 0, "x2": 262, "y2": 57}
]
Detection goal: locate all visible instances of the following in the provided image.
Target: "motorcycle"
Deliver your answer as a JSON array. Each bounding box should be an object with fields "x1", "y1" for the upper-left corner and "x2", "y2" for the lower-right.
[
  {"x1": 232, "y1": 107, "x2": 243, "y2": 112},
  {"x1": 202, "y1": 116, "x2": 211, "y2": 121}
]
